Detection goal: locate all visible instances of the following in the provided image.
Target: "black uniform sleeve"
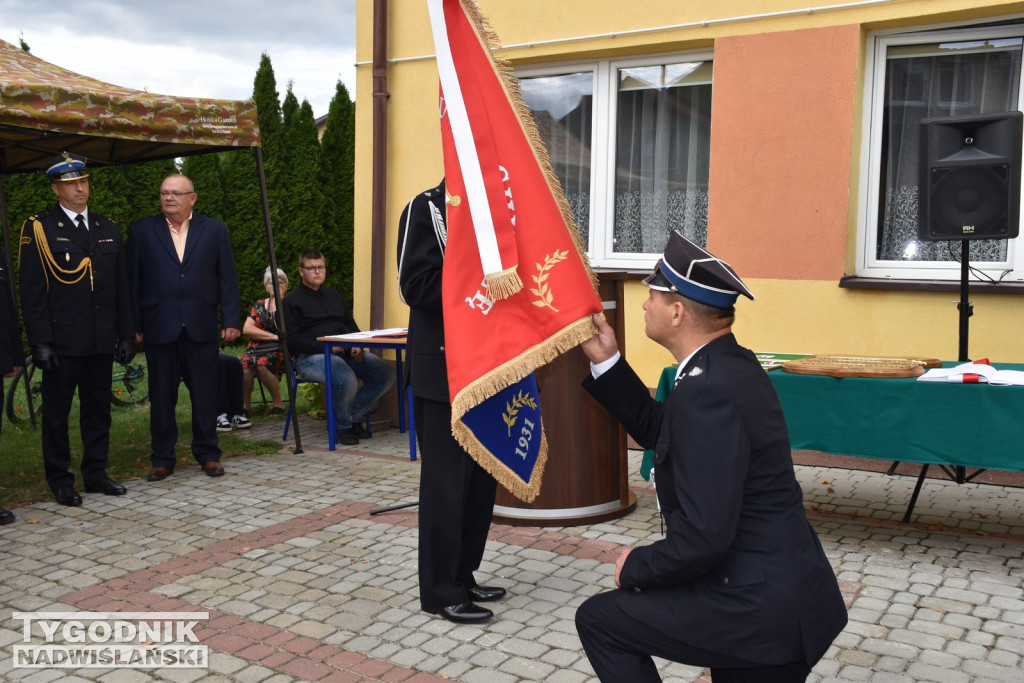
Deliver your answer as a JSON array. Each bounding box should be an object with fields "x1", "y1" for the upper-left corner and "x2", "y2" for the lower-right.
[
  {"x1": 17, "y1": 215, "x2": 53, "y2": 348},
  {"x1": 397, "y1": 190, "x2": 445, "y2": 311}
]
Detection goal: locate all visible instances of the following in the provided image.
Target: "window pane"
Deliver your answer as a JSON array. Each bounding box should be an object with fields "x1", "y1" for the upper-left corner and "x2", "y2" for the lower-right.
[
  {"x1": 879, "y1": 39, "x2": 1022, "y2": 263},
  {"x1": 520, "y1": 72, "x2": 593, "y2": 249},
  {"x1": 614, "y1": 62, "x2": 712, "y2": 254}
]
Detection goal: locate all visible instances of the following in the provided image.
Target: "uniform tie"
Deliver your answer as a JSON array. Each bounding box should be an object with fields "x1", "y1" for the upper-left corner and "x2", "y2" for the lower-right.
[{"x1": 75, "y1": 214, "x2": 87, "y2": 232}]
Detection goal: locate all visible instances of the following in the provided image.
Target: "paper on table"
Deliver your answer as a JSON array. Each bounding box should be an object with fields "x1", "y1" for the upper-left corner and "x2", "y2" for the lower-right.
[
  {"x1": 917, "y1": 361, "x2": 1024, "y2": 386},
  {"x1": 322, "y1": 328, "x2": 407, "y2": 341}
]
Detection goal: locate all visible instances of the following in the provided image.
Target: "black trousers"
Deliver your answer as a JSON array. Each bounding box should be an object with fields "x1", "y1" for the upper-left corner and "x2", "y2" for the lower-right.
[
  {"x1": 414, "y1": 396, "x2": 497, "y2": 610},
  {"x1": 576, "y1": 590, "x2": 812, "y2": 683},
  {"x1": 145, "y1": 329, "x2": 220, "y2": 468},
  {"x1": 216, "y1": 353, "x2": 244, "y2": 417},
  {"x1": 40, "y1": 353, "x2": 114, "y2": 491}
]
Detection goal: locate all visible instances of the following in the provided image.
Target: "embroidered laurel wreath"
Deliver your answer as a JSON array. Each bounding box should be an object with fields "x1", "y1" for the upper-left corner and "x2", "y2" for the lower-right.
[
  {"x1": 502, "y1": 390, "x2": 539, "y2": 437},
  {"x1": 530, "y1": 250, "x2": 568, "y2": 312}
]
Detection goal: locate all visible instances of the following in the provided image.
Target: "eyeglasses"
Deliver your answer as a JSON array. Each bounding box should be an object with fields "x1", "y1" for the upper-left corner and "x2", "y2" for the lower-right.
[
  {"x1": 301, "y1": 266, "x2": 326, "y2": 273},
  {"x1": 159, "y1": 190, "x2": 195, "y2": 198}
]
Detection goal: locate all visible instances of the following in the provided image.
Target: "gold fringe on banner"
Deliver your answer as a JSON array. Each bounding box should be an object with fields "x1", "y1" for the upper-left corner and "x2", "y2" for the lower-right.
[
  {"x1": 484, "y1": 267, "x2": 523, "y2": 302},
  {"x1": 451, "y1": 315, "x2": 598, "y2": 502}
]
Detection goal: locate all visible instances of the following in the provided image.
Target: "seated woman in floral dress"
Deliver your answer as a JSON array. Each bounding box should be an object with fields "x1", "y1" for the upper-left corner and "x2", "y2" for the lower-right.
[{"x1": 241, "y1": 267, "x2": 288, "y2": 415}]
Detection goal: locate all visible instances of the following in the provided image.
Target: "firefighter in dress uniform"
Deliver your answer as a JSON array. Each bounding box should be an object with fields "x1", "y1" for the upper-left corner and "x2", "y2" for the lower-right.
[{"x1": 17, "y1": 152, "x2": 136, "y2": 506}]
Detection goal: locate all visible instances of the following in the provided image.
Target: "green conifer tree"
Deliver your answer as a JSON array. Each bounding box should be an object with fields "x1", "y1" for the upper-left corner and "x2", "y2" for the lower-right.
[
  {"x1": 318, "y1": 81, "x2": 356, "y2": 305},
  {"x1": 253, "y1": 54, "x2": 284, "y2": 235},
  {"x1": 281, "y1": 96, "x2": 325, "y2": 280},
  {"x1": 182, "y1": 153, "x2": 227, "y2": 222},
  {"x1": 89, "y1": 159, "x2": 177, "y2": 230},
  {"x1": 221, "y1": 148, "x2": 267, "y2": 312}
]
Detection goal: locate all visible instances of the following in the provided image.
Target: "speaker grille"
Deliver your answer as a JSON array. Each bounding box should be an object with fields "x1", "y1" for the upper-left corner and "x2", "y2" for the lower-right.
[{"x1": 927, "y1": 165, "x2": 1009, "y2": 239}]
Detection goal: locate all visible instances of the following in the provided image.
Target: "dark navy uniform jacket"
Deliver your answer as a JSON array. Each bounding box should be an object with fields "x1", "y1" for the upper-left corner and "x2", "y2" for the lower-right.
[
  {"x1": 397, "y1": 180, "x2": 450, "y2": 403},
  {"x1": 18, "y1": 205, "x2": 134, "y2": 356},
  {"x1": 584, "y1": 333, "x2": 848, "y2": 667},
  {"x1": 0, "y1": 248, "x2": 22, "y2": 374}
]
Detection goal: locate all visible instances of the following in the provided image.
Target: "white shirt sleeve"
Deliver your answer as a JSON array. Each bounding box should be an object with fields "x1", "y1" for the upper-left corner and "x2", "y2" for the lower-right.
[{"x1": 590, "y1": 351, "x2": 621, "y2": 379}]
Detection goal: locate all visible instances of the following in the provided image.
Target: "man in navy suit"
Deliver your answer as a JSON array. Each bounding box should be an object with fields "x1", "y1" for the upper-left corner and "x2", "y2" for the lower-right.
[
  {"x1": 576, "y1": 232, "x2": 847, "y2": 682},
  {"x1": 127, "y1": 174, "x2": 241, "y2": 482}
]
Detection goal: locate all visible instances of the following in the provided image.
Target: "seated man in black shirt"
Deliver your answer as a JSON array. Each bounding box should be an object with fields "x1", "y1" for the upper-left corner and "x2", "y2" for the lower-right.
[{"x1": 282, "y1": 249, "x2": 395, "y2": 445}]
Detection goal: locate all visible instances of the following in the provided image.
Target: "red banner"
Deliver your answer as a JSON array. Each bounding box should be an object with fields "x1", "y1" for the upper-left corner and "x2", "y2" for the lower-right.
[{"x1": 428, "y1": 0, "x2": 602, "y2": 501}]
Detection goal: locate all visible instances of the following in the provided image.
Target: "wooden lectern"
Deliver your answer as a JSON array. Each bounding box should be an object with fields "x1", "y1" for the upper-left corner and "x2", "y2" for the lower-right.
[{"x1": 493, "y1": 272, "x2": 637, "y2": 526}]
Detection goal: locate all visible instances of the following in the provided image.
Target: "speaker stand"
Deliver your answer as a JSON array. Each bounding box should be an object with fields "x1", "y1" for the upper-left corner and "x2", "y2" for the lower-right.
[
  {"x1": 956, "y1": 238, "x2": 972, "y2": 364},
  {"x1": 889, "y1": 240, "x2": 982, "y2": 522}
]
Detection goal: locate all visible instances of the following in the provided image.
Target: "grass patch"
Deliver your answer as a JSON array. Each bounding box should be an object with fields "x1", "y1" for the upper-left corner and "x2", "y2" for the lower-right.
[{"x1": 0, "y1": 379, "x2": 282, "y2": 509}]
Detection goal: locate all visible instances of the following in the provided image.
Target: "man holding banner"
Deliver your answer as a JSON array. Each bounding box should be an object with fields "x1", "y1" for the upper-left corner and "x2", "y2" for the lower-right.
[
  {"x1": 415, "y1": 0, "x2": 606, "y2": 622},
  {"x1": 398, "y1": 180, "x2": 505, "y2": 624},
  {"x1": 416, "y1": 0, "x2": 603, "y2": 621},
  {"x1": 425, "y1": 0, "x2": 602, "y2": 498}
]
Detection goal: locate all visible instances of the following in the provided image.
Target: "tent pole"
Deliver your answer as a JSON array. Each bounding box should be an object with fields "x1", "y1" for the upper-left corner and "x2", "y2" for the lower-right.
[{"x1": 254, "y1": 147, "x2": 302, "y2": 454}]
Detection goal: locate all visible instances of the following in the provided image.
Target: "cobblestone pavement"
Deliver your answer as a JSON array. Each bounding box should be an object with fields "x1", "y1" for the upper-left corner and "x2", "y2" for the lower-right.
[{"x1": 1, "y1": 415, "x2": 1021, "y2": 682}]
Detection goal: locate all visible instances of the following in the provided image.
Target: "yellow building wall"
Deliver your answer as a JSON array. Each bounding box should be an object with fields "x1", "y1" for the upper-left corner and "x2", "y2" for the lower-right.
[{"x1": 354, "y1": 0, "x2": 1024, "y2": 386}]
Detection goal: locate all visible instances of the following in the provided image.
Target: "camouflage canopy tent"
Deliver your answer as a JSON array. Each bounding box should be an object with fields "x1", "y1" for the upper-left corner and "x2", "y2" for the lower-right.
[{"x1": 0, "y1": 39, "x2": 308, "y2": 449}]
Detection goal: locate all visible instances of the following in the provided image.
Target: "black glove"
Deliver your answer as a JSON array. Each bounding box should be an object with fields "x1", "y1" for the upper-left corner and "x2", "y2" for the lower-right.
[
  {"x1": 32, "y1": 344, "x2": 59, "y2": 372},
  {"x1": 115, "y1": 338, "x2": 137, "y2": 364}
]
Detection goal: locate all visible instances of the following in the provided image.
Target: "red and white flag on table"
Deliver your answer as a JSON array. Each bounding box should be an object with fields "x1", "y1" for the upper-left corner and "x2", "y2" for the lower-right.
[{"x1": 427, "y1": 0, "x2": 603, "y2": 502}]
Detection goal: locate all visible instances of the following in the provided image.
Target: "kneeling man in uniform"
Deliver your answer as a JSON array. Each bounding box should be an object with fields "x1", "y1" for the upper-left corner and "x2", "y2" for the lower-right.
[{"x1": 576, "y1": 231, "x2": 847, "y2": 682}]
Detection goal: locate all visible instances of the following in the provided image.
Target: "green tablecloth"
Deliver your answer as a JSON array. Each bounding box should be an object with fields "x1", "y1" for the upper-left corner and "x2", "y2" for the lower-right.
[
  {"x1": 768, "y1": 362, "x2": 1024, "y2": 472},
  {"x1": 641, "y1": 361, "x2": 1024, "y2": 476}
]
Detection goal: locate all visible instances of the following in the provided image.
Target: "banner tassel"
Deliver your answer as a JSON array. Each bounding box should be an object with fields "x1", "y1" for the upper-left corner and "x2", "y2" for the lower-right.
[{"x1": 484, "y1": 267, "x2": 523, "y2": 302}]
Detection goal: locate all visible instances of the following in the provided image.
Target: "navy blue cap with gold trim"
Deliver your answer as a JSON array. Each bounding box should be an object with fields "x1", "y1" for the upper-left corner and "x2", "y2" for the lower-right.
[
  {"x1": 642, "y1": 231, "x2": 754, "y2": 308},
  {"x1": 44, "y1": 152, "x2": 89, "y2": 181}
]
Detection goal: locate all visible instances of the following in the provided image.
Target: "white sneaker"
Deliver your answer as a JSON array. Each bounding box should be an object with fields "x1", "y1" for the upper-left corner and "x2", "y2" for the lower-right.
[
  {"x1": 216, "y1": 414, "x2": 232, "y2": 432},
  {"x1": 231, "y1": 414, "x2": 252, "y2": 429}
]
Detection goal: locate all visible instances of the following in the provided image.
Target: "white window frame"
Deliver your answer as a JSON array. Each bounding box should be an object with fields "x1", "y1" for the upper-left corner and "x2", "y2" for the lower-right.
[
  {"x1": 518, "y1": 49, "x2": 714, "y2": 270},
  {"x1": 857, "y1": 21, "x2": 1024, "y2": 282}
]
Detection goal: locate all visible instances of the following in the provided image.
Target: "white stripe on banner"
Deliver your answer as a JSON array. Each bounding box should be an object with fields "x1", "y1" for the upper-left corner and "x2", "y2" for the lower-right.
[{"x1": 427, "y1": 0, "x2": 503, "y2": 276}]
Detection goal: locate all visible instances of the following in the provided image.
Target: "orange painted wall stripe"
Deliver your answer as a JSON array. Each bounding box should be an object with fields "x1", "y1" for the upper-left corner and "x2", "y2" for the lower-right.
[{"x1": 708, "y1": 24, "x2": 861, "y2": 281}]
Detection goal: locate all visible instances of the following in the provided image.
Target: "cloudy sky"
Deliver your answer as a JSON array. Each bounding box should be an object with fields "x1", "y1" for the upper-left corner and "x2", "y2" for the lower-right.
[{"x1": 0, "y1": 0, "x2": 357, "y2": 118}]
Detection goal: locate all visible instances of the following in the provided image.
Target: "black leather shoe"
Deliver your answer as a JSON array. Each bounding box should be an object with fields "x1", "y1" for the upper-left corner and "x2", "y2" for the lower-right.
[
  {"x1": 53, "y1": 487, "x2": 82, "y2": 507},
  {"x1": 85, "y1": 478, "x2": 127, "y2": 496},
  {"x1": 202, "y1": 461, "x2": 225, "y2": 477},
  {"x1": 0, "y1": 509, "x2": 14, "y2": 525},
  {"x1": 353, "y1": 423, "x2": 372, "y2": 439},
  {"x1": 147, "y1": 466, "x2": 174, "y2": 482},
  {"x1": 337, "y1": 428, "x2": 359, "y2": 446},
  {"x1": 468, "y1": 585, "x2": 506, "y2": 602},
  {"x1": 425, "y1": 601, "x2": 493, "y2": 624}
]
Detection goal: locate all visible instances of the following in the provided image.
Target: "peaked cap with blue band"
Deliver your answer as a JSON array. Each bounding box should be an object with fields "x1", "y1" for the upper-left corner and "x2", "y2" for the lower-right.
[
  {"x1": 642, "y1": 231, "x2": 755, "y2": 308},
  {"x1": 44, "y1": 151, "x2": 89, "y2": 181}
]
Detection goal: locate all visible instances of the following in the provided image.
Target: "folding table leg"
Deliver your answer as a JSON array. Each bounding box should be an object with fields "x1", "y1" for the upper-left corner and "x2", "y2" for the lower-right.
[{"x1": 903, "y1": 464, "x2": 930, "y2": 523}]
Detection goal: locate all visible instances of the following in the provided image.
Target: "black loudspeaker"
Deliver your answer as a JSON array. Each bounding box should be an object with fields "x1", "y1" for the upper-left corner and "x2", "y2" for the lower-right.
[{"x1": 919, "y1": 111, "x2": 1023, "y2": 241}]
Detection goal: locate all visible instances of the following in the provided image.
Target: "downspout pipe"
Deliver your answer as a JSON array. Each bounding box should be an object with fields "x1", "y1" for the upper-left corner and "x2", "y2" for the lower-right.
[{"x1": 370, "y1": 0, "x2": 388, "y2": 329}]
